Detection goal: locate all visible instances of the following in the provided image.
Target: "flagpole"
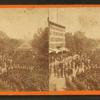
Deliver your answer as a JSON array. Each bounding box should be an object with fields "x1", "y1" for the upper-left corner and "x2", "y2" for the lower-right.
[
  {"x1": 47, "y1": 8, "x2": 49, "y2": 22},
  {"x1": 57, "y1": 8, "x2": 58, "y2": 24}
]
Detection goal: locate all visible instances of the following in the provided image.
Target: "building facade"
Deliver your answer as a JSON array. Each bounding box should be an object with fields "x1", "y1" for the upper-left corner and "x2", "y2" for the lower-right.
[{"x1": 48, "y1": 19, "x2": 66, "y2": 51}]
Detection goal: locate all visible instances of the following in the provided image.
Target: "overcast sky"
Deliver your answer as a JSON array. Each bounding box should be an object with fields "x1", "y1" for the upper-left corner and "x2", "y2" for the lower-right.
[{"x1": 0, "y1": 8, "x2": 100, "y2": 40}]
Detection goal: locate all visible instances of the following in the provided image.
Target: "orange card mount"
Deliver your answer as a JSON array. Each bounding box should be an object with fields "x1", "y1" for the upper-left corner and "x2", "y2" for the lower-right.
[{"x1": 0, "y1": 4, "x2": 100, "y2": 95}]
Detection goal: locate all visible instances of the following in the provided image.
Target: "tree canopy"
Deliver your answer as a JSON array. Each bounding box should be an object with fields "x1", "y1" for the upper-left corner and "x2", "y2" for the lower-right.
[{"x1": 65, "y1": 31, "x2": 99, "y2": 54}]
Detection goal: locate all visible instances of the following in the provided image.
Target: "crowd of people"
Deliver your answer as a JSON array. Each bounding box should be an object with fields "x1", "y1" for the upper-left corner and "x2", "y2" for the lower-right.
[
  {"x1": 49, "y1": 50, "x2": 99, "y2": 90},
  {"x1": 0, "y1": 50, "x2": 48, "y2": 91},
  {"x1": 0, "y1": 48, "x2": 99, "y2": 91}
]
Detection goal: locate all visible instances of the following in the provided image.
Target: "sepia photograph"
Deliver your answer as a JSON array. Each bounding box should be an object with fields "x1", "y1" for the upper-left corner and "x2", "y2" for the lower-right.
[
  {"x1": 0, "y1": 7, "x2": 100, "y2": 92},
  {"x1": 49, "y1": 7, "x2": 100, "y2": 91},
  {"x1": 0, "y1": 8, "x2": 49, "y2": 91}
]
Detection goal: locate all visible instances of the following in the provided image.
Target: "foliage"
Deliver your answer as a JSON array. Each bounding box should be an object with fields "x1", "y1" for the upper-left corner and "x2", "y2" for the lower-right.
[
  {"x1": 31, "y1": 27, "x2": 49, "y2": 90},
  {"x1": 65, "y1": 31, "x2": 99, "y2": 54}
]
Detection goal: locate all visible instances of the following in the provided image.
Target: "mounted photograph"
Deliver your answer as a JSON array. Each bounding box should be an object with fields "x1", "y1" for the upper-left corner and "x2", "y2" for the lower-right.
[{"x1": 0, "y1": 7, "x2": 100, "y2": 92}]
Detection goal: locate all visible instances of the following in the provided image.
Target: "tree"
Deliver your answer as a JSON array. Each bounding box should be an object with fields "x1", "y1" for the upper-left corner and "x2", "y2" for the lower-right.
[
  {"x1": 32, "y1": 27, "x2": 49, "y2": 55},
  {"x1": 65, "y1": 32, "x2": 75, "y2": 52},
  {"x1": 31, "y1": 27, "x2": 49, "y2": 91},
  {"x1": 65, "y1": 31, "x2": 99, "y2": 54},
  {"x1": 73, "y1": 31, "x2": 86, "y2": 53}
]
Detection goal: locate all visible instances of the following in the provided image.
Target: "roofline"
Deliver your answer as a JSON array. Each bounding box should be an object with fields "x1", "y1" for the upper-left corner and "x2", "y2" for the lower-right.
[{"x1": 48, "y1": 20, "x2": 66, "y2": 29}]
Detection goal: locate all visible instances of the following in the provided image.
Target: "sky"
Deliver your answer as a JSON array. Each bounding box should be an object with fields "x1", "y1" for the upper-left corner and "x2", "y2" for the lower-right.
[{"x1": 0, "y1": 8, "x2": 100, "y2": 40}]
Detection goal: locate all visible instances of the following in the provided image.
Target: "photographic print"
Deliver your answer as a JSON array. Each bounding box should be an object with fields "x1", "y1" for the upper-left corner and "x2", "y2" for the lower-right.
[
  {"x1": 0, "y1": 5, "x2": 100, "y2": 95},
  {"x1": 49, "y1": 7, "x2": 100, "y2": 91},
  {"x1": 0, "y1": 8, "x2": 49, "y2": 92}
]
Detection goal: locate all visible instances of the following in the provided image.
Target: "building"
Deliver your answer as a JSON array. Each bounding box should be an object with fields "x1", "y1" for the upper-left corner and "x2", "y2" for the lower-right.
[{"x1": 48, "y1": 18, "x2": 66, "y2": 52}]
